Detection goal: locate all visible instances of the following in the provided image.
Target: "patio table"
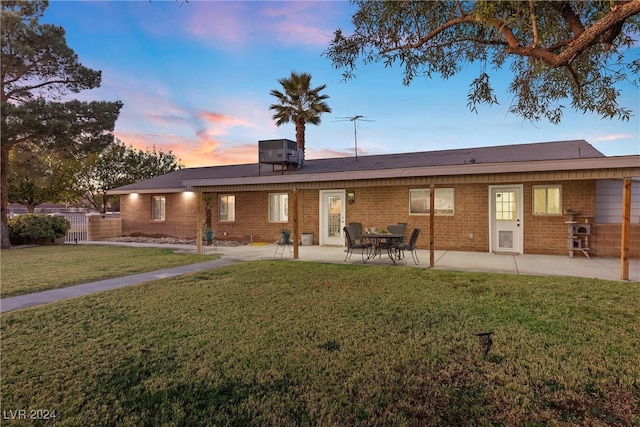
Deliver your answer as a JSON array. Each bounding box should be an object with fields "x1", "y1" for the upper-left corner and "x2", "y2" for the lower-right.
[{"x1": 362, "y1": 233, "x2": 405, "y2": 264}]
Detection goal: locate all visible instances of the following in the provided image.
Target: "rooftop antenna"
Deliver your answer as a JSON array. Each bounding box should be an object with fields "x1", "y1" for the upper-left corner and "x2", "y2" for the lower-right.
[{"x1": 334, "y1": 115, "x2": 374, "y2": 160}]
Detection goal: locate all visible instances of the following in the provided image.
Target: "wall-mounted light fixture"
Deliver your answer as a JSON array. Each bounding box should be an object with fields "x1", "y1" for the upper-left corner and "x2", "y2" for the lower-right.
[{"x1": 347, "y1": 191, "x2": 355, "y2": 204}]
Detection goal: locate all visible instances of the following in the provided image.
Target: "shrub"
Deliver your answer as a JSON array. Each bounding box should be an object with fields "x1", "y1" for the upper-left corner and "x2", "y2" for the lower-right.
[{"x1": 8, "y1": 214, "x2": 71, "y2": 245}]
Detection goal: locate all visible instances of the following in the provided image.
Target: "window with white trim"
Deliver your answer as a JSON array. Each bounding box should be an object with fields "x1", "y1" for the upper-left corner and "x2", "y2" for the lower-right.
[
  {"x1": 268, "y1": 193, "x2": 288, "y2": 222},
  {"x1": 533, "y1": 185, "x2": 561, "y2": 215},
  {"x1": 152, "y1": 196, "x2": 165, "y2": 221},
  {"x1": 218, "y1": 195, "x2": 236, "y2": 222},
  {"x1": 409, "y1": 188, "x2": 454, "y2": 215}
]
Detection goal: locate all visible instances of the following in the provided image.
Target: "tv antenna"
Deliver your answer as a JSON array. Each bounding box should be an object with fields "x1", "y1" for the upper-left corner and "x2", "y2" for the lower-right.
[{"x1": 334, "y1": 115, "x2": 374, "y2": 159}]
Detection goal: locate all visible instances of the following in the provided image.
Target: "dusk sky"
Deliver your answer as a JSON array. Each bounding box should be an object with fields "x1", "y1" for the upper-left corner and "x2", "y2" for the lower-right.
[{"x1": 43, "y1": 1, "x2": 639, "y2": 168}]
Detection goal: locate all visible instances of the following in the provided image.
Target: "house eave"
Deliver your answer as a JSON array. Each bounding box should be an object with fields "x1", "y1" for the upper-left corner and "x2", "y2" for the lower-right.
[
  {"x1": 183, "y1": 156, "x2": 640, "y2": 190},
  {"x1": 106, "y1": 188, "x2": 186, "y2": 195}
]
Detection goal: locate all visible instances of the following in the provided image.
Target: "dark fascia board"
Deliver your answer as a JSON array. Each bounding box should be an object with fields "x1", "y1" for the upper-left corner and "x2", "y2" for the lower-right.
[{"x1": 182, "y1": 156, "x2": 640, "y2": 190}]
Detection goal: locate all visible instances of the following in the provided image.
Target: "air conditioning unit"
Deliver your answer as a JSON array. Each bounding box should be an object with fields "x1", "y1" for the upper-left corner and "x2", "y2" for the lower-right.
[{"x1": 258, "y1": 139, "x2": 303, "y2": 173}]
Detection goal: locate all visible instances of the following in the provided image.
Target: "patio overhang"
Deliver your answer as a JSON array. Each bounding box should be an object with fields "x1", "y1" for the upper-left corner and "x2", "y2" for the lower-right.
[{"x1": 183, "y1": 156, "x2": 640, "y2": 192}]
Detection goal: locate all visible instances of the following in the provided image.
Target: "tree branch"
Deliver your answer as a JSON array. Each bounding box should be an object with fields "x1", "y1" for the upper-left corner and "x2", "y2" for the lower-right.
[
  {"x1": 6, "y1": 78, "x2": 85, "y2": 102},
  {"x1": 552, "y1": 0, "x2": 640, "y2": 67},
  {"x1": 529, "y1": 0, "x2": 539, "y2": 47},
  {"x1": 380, "y1": 15, "x2": 479, "y2": 54},
  {"x1": 551, "y1": 1, "x2": 586, "y2": 38}
]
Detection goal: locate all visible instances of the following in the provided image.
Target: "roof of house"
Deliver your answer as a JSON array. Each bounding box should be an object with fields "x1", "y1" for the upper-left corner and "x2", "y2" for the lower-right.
[{"x1": 108, "y1": 139, "x2": 621, "y2": 194}]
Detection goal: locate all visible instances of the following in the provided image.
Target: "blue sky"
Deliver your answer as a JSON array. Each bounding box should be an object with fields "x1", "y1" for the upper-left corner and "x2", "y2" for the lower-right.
[{"x1": 44, "y1": 1, "x2": 639, "y2": 168}]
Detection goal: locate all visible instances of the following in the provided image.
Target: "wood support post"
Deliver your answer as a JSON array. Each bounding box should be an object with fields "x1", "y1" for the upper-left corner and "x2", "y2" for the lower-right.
[
  {"x1": 620, "y1": 177, "x2": 631, "y2": 280},
  {"x1": 196, "y1": 191, "x2": 203, "y2": 255},
  {"x1": 293, "y1": 188, "x2": 299, "y2": 259},
  {"x1": 430, "y1": 183, "x2": 435, "y2": 268}
]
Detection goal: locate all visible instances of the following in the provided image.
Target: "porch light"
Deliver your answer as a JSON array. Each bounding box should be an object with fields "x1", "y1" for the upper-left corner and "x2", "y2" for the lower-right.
[{"x1": 347, "y1": 191, "x2": 355, "y2": 204}]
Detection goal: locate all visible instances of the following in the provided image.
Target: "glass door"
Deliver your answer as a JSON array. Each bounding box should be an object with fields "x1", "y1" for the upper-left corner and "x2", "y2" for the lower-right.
[
  {"x1": 489, "y1": 185, "x2": 523, "y2": 253},
  {"x1": 319, "y1": 190, "x2": 345, "y2": 246}
]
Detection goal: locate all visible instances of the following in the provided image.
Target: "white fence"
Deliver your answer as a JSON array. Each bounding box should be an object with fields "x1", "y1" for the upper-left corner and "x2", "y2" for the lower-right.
[{"x1": 63, "y1": 213, "x2": 88, "y2": 243}]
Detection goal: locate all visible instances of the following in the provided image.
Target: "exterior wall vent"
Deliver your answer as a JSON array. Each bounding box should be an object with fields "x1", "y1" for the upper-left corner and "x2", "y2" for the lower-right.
[{"x1": 258, "y1": 139, "x2": 302, "y2": 174}]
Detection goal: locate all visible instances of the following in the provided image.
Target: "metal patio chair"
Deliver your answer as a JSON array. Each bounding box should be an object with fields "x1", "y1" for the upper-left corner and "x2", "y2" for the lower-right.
[
  {"x1": 348, "y1": 222, "x2": 364, "y2": 243},
  {"x1": 395, "y1": 227, "x2": 421, "y2": 264},
  {"x1": 343, "y1": 226, "x2": 371, "y2": 262}
]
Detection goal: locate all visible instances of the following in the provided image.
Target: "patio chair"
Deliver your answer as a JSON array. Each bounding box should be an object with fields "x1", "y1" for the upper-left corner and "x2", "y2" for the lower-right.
[
  {"x1": 343, "y1": 226, "x2": 371, "y2": 262},
  {"x1": 395, "y1": 227, "x2": 421, "y2": 264},
  {"x1": 348, "y1": 222, "x2": 364, "y2": 242},
  {"x1": 387, "y1": 224, "x2": 406, "y2": 236}
]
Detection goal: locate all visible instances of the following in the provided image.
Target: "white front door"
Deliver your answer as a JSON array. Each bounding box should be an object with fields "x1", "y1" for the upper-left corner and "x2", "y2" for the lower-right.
[
  {"x1": 319, "y1": 190, "x2": 346, "y2": 246},
  {"x1": 489, "y1": 185, "x2": 523, "y2": 254}
]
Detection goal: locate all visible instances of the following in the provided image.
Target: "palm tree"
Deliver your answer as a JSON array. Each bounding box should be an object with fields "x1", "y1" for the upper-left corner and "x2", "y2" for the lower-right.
[{"x1": 269, "y1": 71, "x2": 331, "y2": 155}]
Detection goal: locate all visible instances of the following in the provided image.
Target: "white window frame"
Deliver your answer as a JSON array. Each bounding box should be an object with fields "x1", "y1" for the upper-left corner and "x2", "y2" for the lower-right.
[
  {"x1": 268, "y1": 193, "x2": 288, "y2": 223},
  {"x1": 532, "y1": 185, "x2": 562, "y2": 216},
  {"x1": 409, "y1": 188, "x2": 455, "y2": 216},
  {"x1": 218, "y1": 195, "x2": 236, "y2": 222},
  {"x1": 152, "y1": 196, "x2": 165, "y2": 221}
]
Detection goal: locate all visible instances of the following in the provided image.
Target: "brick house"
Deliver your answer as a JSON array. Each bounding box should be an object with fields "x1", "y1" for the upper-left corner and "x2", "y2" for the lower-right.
[{"x1": 108, "y1": 139, "x2": 640, "y2": 258}]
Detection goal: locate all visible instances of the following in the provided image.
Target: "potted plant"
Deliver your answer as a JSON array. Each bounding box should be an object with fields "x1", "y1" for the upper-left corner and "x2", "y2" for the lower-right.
[
  {"x1": 280, "y1": 228, "x2": 292, "y2": 244},
  {"x1": 204, "y1": 196, "x2": 215, "y2": 245}
]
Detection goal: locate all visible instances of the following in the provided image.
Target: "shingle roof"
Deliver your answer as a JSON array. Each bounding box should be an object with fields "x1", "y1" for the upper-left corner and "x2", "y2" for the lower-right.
[{"x1": 110, "y1": 139, "x2": 605, "y2": 193}]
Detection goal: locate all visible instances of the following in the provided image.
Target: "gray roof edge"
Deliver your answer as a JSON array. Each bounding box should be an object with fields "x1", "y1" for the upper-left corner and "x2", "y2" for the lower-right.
[
  {"x1": 183, "y1": 156, "x2": 640, "y2": 190},
  {"x1": 107, "y1": 188, "x2": 185, "y2": 195}
]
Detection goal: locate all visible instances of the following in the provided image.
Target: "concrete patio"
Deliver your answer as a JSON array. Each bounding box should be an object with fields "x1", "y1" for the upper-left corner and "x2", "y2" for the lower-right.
[
  {"x1": 86, "y1": 240, "x2": 640, "y2": 282},
  {"x1": 2, "y1": 241, "x2": 637, "y2": 313}
]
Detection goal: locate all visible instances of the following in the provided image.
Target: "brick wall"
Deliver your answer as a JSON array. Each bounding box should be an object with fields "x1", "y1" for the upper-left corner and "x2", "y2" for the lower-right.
[
  {"x1": 523, "y1": 180, "x2": 596, "y2": 256},
  {"x1": 343, "y1": 184, "x2": 489, "y2": 251},
  {"x1": 118, "y1": 180, "x2": 637, "y2": 258},
  {"x1": 121, "y1": 192, "x2": 198, "y2": 238},
  {"x1": 87, "y1": 214, "x2": 122, "y2": 241}
]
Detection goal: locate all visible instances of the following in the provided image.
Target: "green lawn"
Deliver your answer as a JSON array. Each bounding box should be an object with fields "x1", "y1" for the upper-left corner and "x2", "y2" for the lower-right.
[
  {"x1": 2, "y1": 261, "x2": 639, "y2": 426},
  {"x1": 0, "y1": 245, "x2": 217, "y2": 298}
]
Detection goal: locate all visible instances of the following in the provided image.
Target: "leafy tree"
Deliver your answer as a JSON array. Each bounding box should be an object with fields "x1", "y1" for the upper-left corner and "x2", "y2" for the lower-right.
[
  {"x1": 325, "y1": 1, "x2": 640, "y2": 123},
  {"x1": 1, "y1": 0, "x2": 122, "y2": 248},
  {"x1": 78, "y1": 141, "x2": 183, "y2": 213},
  {"x1": 7, "y1": 142, "x2": 81, "y2": 212},
  {"x1": 269, "y1": 71, "x2": 332, "y2": 155}
]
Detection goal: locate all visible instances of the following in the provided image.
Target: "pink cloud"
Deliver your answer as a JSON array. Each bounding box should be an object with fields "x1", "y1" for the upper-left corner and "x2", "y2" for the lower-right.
[
  {"x1": 182, "y1": 2, "x2": 254, "y2": 47},
  {"x1": 261, "y1": 2, "x2": 336, "y2": 46},
  {"x1": 115, "y1": 129, "x2": 258, "y2": 168},
  {"x1": 306, "y1": 147, "x2": 355, "y2": 159},
  {"x1": 145, "y1": 113, "x2": 189, "y2": 125},
  {"x1": 594, "y1": 133, "x2": 635, "y2": 142},
  {"x1": 176, "y1": 1, "x2": 336, "y2": 49},
  {"x1": 198, "y1": 111, "x2": 251, "y2": 127}
]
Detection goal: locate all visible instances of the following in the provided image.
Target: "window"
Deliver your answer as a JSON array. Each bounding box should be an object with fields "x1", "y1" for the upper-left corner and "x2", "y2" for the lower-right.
[
  {"x1": 152, "y1": 196, "x2": 165, "y2": 221},
  {"x1": 268, "y1": 193, "x2": 288, "y2": 222},
  {"x1": 533, "y1": 185, "x2": 561, "y2": 215},
  {"x1": 409, "y1": 188, "x2": 454, "y2": 215},
  {"x1": 495, "y1": 191, "x2": 516, "y2": 220},
  {"x1": 218, "y1": 195, "x2": 236, "y2": 222}
]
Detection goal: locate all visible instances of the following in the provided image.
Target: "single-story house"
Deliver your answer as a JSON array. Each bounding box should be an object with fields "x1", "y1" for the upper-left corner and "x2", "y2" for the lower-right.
[{"x1": 108, "y1": 139, "x2": 640, "y2": 259}]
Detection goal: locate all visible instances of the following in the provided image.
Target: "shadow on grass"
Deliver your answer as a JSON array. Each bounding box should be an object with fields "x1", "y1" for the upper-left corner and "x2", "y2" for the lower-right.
[
  {"x1": 79, "y1": 353, "x2": 312, "y2": 426},
  {"x1": 73, "y1": 352, "x2": 496, "y2": 426}
]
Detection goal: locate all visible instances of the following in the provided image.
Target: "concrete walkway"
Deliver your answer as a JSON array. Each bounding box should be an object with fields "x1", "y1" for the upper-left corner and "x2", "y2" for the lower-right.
[{"x1": 2, "y1": 241, "x2": 638, "y2": 313}]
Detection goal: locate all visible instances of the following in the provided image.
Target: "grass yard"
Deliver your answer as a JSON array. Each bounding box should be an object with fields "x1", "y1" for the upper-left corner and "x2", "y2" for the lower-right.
[
  {"x1": 0, "y1": 245, "x2": 217, "y2": 298},
  {"x1": 1, "y1": 261, "x2": 639, "y2": 426}
]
